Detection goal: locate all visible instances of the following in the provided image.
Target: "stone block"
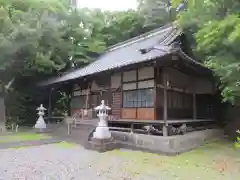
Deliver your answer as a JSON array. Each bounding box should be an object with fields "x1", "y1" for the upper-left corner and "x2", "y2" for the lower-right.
[
  {"x1": 111, "y1": 129, "x2": 223, "y2": 155},
  {"x1": 85, "y1": 137, "x2": 118, "y2": 153}
]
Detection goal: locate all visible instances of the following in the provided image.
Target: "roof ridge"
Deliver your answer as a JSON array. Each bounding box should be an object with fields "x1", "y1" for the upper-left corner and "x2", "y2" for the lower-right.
[
  {"x1": 161, "y1": 28, "x2": 182, "y2": 45},
  {"x1": 158, "y1": 27, "x2": 176, "y2": 45},
  {"x1": 107, "y1": 23, "x2": 176, "y2": 52}
]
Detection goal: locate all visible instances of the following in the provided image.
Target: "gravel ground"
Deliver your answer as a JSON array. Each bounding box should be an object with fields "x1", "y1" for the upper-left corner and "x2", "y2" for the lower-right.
[
  {"x1": 0, "y1": 144, "x2": 146, "y2": 180},
  {"x1": 0, "y1": 142, "x2": 238, "y2": 180}
]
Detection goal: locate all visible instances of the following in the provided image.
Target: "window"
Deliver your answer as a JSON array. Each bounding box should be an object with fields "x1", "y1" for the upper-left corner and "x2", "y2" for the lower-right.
[
  {"x1": 123, "y1": 89, "x2": 154, "y2": 108},
  {"x1": 137, "y1": 89, "x2": 154, "y2": 107},
  {"x1": 123, "y1": 91, "x2": 138, "y2": 108}
]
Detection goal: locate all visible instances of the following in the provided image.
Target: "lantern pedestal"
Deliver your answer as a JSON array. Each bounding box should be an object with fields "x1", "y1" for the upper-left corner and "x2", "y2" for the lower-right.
[
  {"x1": 93, "y1": 126, "x2": 111, "y2": 139},
  {"x1": 93, "y1": 113, "x2": 111, "y2": 139},
  {"x1": 85, "y1": 100, "x2": 117, "y2": 152}
]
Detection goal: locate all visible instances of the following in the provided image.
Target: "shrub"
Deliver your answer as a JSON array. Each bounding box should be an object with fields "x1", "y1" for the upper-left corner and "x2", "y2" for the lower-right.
[{"x1": 235, "y1": 130, "x2": 240, "y2": 148}]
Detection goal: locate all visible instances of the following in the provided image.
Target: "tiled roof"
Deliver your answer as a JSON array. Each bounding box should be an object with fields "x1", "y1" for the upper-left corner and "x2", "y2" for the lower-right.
[{"x1": 40, "y1": 23, "x2": 181, "y2": 86}]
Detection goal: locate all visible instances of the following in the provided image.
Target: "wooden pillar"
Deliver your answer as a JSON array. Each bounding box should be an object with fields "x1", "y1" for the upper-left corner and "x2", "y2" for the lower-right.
[
  {"x1": 193, "y1": 93, "x2": 197, "y2": 119},
  {"x1": 163, "y1": 72, "x2": 168, "y2": 136},
  {"x1": 0, "y1": 84, "x2": 6, "y2": 132},
  {"x1": 136, "y1": 68, "x2": 138, "y2": 120},
  {"x1": 120, "y1": 71, "x2": 123, "y2": 119},
  {"x1": 66, "y1": 85, "x2": 72, "y2": 116},
  {"x1": 48, "y1": 88, "x2": 52, "y2": 120},
  {"x1": 154, "y1": 64, "x2": 158, "y2": 120}
]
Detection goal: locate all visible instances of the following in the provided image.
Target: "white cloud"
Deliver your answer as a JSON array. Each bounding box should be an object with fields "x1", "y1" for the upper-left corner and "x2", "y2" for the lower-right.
[{"x1": 77, "y1": 0, "x2": 137, "y2": 11}]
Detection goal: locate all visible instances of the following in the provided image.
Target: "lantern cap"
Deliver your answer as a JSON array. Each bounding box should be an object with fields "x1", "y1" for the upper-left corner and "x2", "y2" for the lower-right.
[
  {"x1": 37, "y1": 104, "x2": 47, "y2": 111},
  {"x1": 95, "y1": 100, "x2": 111, "y2": 111}
]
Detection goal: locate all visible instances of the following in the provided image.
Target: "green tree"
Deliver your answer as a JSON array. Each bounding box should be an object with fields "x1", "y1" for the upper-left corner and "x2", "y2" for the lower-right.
[
  {"x1": 137, "y1": 0, "x2": 177, "y2": 27},
  {"x1": 173, "y1": 0, "x2": 240, "y2": 103},
  {"x1": 0, "y1": 0, "x2": 67, "y2": 13},
  {"x1": 142, "y1": 0, "x2": 240, "y2": 103},
  {"x1": 235, "y1": 130, "x2": 240, "y2": 148},
  {"x1": 0, "y1": 0, "x2": 152, "y2": 125},
  {"x1": 0, "y1": 1, "x2": 107, "y2": 125}
]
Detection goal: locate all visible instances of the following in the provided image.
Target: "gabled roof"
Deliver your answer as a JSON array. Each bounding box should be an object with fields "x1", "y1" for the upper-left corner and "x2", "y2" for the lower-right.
[{"x1": 40, "y1": 23, "x2": 181, "y2": 86}]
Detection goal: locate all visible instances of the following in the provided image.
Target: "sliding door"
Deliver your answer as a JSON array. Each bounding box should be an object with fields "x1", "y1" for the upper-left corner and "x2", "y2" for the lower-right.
[{"x1": 121, "y1": 88, "x2": 154, "y2": 120}]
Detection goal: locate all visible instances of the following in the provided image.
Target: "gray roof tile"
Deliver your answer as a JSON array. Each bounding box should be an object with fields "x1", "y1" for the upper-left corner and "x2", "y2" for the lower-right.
[{"x1": 40, "y1": 24, "x2": 181, "y2": 86}]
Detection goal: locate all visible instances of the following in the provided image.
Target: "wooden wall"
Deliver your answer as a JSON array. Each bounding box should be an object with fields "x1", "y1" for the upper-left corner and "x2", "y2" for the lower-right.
[
  {"x1": 155, "y1": 67, "x2": 215, "y2": 120},
  {"x1": 112, "y1": 90, "x2": 121, "y2": 119},
  {"x1": 121, "y1": 67, "x2": 155, "y2": 120},
  {"x1": 70, "y1": 65, "x2": 215, "y2": 121}
]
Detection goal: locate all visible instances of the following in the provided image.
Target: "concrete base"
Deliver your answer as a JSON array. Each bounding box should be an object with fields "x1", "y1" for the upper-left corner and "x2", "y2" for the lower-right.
[
  {"x1": 85, "y1": 137, "x2": 118, "y2": 153},
  {"x1": 111, "y1": 129, "x2": 224, "y2": 155}
]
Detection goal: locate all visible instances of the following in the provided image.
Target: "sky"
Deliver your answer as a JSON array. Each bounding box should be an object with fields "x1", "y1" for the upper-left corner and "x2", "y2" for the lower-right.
[{"x1": 77, "y1": 0, "x2": 137, "y2": 11}]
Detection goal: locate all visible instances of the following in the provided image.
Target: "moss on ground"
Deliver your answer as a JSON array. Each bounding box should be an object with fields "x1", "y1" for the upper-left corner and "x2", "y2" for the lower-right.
[
  {"x1": 0, "y1": 133, "x2": 51, "y2": 143},
  {"x1": 55, "y1": 141, "x2": 81, "y2": 148},
  {"x1": 105, "y1": 140, "x2": 240, "y2": 180}
]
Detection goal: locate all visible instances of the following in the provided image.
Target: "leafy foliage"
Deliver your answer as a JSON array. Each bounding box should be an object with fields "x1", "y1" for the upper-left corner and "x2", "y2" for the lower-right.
[
  {"x1": 235, "y1": 130, "x2": 240, "y2": 148},
  {"x1": 174, "y1": 0, "x2": 240, "y2": 103},
  {"x1": 138, "y1": 0, "x2": 170, "y2": 26},
  {"x1": 0, "y1": 0, "x2": 153, "y2": 125},
  {"x1": 138, "y1": 0, "x2": 240, "y2": 103}
]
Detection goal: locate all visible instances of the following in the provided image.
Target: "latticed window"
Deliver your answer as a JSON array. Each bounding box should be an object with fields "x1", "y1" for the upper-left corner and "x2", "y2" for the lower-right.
[
  {"x1": 123, "y1": 90, "x2": 138, "y2": 108},
  {"x1": 123, "y1": 89, "x2": 154, "y2": 108}
]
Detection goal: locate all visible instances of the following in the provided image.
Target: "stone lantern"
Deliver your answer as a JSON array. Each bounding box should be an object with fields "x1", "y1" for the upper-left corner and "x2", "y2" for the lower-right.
[
  {"x1": 34, "y1": 104, "x2": 47, "y2": 132},
  {"x1": 93, "y1": 100, "x2": 111, "y2": 139},
  {"x1": 86, "y1": 100, "x2": 116, "y2": 152}
]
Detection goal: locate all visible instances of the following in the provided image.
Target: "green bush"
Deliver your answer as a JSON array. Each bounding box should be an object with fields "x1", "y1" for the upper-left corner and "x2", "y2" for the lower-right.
[{"x1": 235, "y1": 130, "x2": 240, "y2": 148}]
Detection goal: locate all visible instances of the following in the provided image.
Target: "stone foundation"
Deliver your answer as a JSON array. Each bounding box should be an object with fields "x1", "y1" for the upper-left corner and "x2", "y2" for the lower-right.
[
  {"x1": 85, "y1": 137, "x2": 118, "y2": 153},
  {"x1": 111, "y1": 129, "x2": 224, "y2": 155}
]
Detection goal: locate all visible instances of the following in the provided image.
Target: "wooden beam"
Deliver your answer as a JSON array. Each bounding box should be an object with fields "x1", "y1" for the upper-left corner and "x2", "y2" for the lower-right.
[{"x1": 108, "y1": 119, "x2": 215, "y2": 124}]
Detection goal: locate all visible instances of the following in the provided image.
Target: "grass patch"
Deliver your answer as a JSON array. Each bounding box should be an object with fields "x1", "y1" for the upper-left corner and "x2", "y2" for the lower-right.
[
  {"x1": 107, "y1": 141, "x2": 240, "y2": 180},
  {"x1": 0, "y1": 133, "x2": 51, "y2": 143},
  {"x1": 55, "y1": 141, "x2": 80, "y2": 148}
]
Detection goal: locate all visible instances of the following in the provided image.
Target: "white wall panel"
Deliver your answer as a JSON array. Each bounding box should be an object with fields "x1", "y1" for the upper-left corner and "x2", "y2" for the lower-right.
[
  {"x1": 138, "y1": 67, "x2": 154, "y2": 80},
  {"x1": 138, "y1": 80, "x2": 154, "y2": 89},
  {"x1": 123, "y1": 70, "x2": 136, "y2": 82},
  {"x1": 111, "y1": 73, "x2": 121, "y2": 89},
  {"x1": 123, "y1": 83, "x2": 137, "y2": 90}
]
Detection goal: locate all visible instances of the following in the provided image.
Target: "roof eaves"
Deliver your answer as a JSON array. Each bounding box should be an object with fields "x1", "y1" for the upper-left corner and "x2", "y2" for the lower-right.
[{"x1": 177, "y1": 48, "x2": 212, "y2": 74}]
